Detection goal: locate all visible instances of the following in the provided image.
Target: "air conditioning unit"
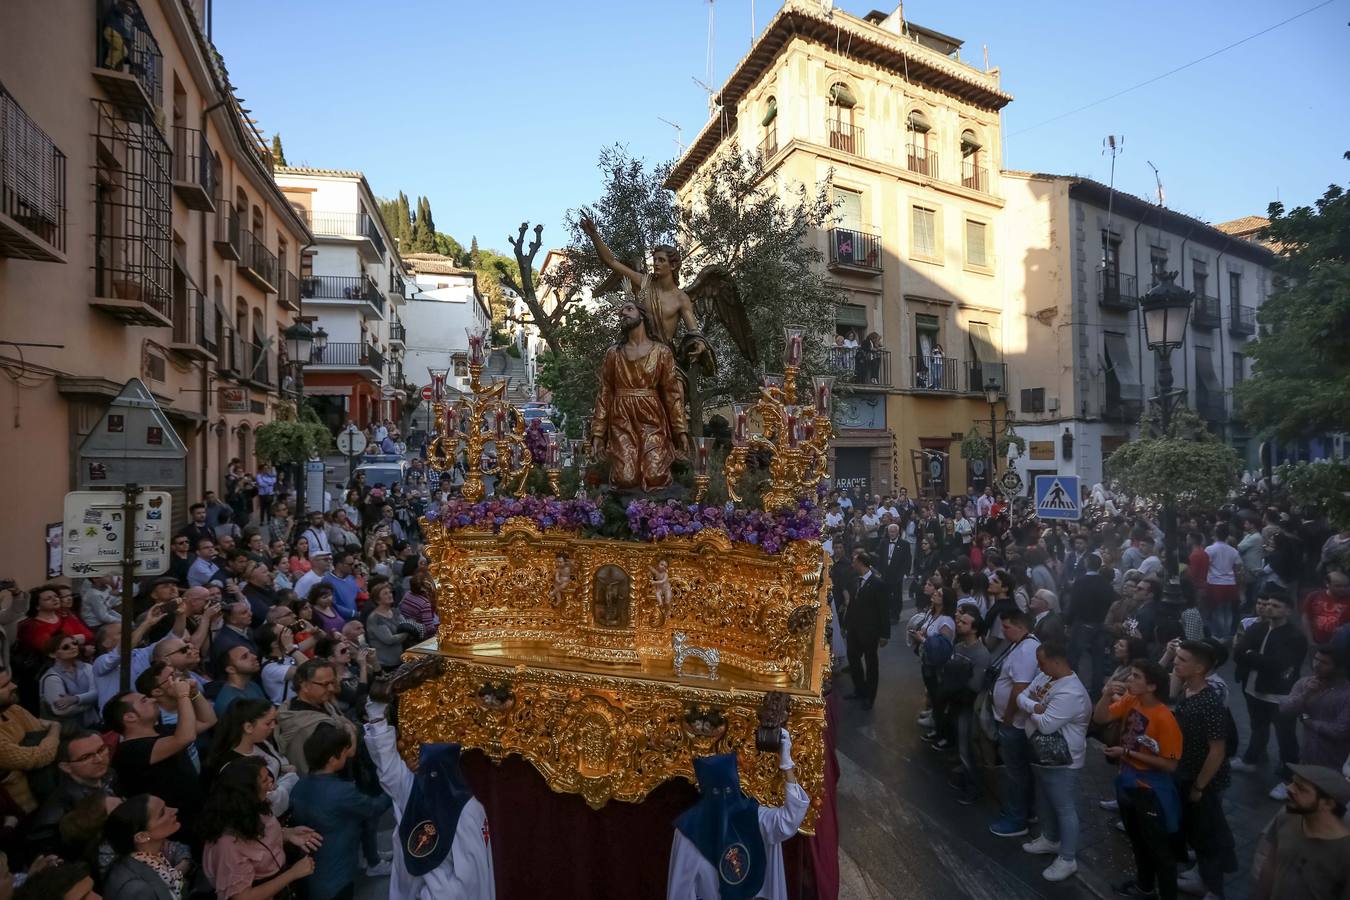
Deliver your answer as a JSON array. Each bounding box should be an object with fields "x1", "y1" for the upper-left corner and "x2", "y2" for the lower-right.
[{"x1": 1047, "y1": 396, "x2": 1060, "y2": 413}]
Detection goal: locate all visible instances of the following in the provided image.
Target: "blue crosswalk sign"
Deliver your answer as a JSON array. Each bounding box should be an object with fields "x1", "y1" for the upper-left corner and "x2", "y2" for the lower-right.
[{"x1": 1035, "y1": 475, "x2": 1081, "y2": 521}]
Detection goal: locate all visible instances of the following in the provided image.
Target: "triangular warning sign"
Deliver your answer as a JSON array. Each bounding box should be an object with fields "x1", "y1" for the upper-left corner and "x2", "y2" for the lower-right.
[{"x1": 1040, "y1": 478, "x2": 1076, "y2": 510}]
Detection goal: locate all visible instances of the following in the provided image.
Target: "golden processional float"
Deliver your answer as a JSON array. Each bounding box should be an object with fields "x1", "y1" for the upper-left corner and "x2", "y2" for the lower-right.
[{"x1": 402, "y1": 324, "x2": 836, "y2": 831}]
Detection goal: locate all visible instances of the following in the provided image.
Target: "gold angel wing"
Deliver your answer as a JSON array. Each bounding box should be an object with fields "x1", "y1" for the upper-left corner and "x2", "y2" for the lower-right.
[{"x1": 686, "y1": 265, "x2": 756, "y2": 365}]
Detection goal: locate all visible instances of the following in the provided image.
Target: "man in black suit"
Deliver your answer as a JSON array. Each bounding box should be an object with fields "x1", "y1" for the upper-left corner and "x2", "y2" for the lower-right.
[
  {"x1": 874, "y1": 523, "x2": 912, "y2": 624},
  {"x1": 1059, "y1": 534, "x2": 1090, "y2": 593},
  {"x1": 1065, "y1": 552, "x2": 1116, "y2": 697},
  {"x1": 845, "y1": 550, "x2": 890, "y2": 710}
]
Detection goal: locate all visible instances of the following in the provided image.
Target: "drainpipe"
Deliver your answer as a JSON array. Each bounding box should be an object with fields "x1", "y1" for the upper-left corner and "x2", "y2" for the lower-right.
[
  {"x1": 1133, "y1": 218, "x2": 1145, "y2": 420},
  {"x1": 1213, "y1": 236, "x2": 1231, "y2": 437}
]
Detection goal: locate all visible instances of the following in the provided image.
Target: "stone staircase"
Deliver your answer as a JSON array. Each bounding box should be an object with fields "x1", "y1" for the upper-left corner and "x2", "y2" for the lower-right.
[{"x1": 480, "y1": 350, "x2": 533, "y2": 402}]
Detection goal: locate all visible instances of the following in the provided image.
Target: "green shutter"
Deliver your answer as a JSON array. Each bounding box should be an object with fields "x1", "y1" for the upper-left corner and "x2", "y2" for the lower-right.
[
  {"x1": 835, "y1": 304, "x2": 868, "y2": 327},
  {"x1": 761, "y1": 98, "x2": 777, "y2": 126},
  {"x1": 829, "y1": 84, "x2": 857, "y2": 108}
]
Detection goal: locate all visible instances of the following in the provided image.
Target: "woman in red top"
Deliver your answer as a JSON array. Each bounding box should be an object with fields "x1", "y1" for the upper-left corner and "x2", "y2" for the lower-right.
[{"x1": 16, "y1": 584, "x2": 94, "y2": 654}]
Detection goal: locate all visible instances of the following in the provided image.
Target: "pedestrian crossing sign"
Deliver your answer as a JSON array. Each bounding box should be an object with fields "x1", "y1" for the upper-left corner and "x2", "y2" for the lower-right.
[{"x1": 1034, "y1": 474, "x2": 1081, "y2": 520}]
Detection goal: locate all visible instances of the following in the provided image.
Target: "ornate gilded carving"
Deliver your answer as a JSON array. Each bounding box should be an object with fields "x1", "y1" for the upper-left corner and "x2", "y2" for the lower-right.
[
  {"x1": 593, "y1": 564, "x2": 631, "y2": 628},
  {"x1": 396, "y1": 652, "x2": 825, "y2": 831}
]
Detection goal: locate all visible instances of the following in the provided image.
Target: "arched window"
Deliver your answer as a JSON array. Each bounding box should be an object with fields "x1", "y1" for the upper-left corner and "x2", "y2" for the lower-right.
[
  {"x1": 827, "y1": 82, "x2": 859, "y2": 154},
  {"x1": 906, "y1": 110, "x2": 935, "y2": 177},
  {"x1": 960, "y1": 128, "x2": 984, "y2": 191}
]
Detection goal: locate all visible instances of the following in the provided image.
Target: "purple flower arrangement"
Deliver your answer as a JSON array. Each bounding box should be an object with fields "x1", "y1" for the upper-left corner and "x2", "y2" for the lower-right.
[
  {"x1": 625, "y1": 498, "x2": 822, "y2": 555},
  {"x1": 438, "y1": 496, "x2": 604, "y2": 532}
]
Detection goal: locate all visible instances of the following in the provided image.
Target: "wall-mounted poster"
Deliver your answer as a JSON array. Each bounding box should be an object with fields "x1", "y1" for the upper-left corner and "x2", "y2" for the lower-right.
[{"x1": 45, "y1": 522, "x2": 62, "y2": 579}]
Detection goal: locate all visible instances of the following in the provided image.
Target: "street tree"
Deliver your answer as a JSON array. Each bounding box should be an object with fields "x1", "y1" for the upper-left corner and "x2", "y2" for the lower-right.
[
  {"x1": 1236, "y1": 154, "x2": 1350, "y2": 439},
  {"x1": 1106, "y1": 407, "x2": 1242, "y2": 510}
]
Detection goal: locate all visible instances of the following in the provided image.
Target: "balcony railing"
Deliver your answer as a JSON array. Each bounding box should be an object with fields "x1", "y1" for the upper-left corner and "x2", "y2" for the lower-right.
[
  {"x1": 171, "y1": 126, "x2": 214, "y2": 211},
  {"x1": 1192, "y1": 294, "x2": 1220, "y2": 329},
  {"x1": 389, "y1": 322, "x2": 407, "y2": 345},
  {"x1": 299, "y1": 210, "x2": 387, "y2": 260},
  {"x1": 0, "y1": 84, "x2": 67, "y2": 261},
  {"x1": 906, "y1": 143, "x2": 939, "y2": 179},
  {"x1": 278, "y1": 271, "x2": 300, "y2": 311},
  {"x1": 94, "y1": 0, "x2": 162, "y2": 115},
  {"x1": 301, "y1": 274, "x2": 384, "y2": 317},
  {"x1": 238, "y1": 228, "x2": 277, "y2": 292},
  {"x1": 758, "y1": 128, "x2": 778, "y2": 160},
  {"x1": 827, "y1": 119, "x2": 864, "y2": 156},
  {"x1": 961, "y1": 160, "x2": 987, "y2": 192},
  {"x1": 308, "y1": 341, "x2": 385, "y2": 373},
  {"x1": 214, "y1": 203, "x2": 240, "y2": 260},
  {"x1": 389, "y1": 271, "x2": 405, "y2": 297},
  {"x1": 967, "y1": 361, "x2": 1007, "y2": 395},
  {"x1": 169, "y1": 287, "x2": 216, "y2": 359},
  {"x1": 909, "y1": 354, "x2": 961, "y2": 392},
  {"x1": 1097, "y1": 268, "x2": 1137, "y2": 311},
  {"x1": 830, "y1": 347, "x2": 892, "y2": 387},
  {"x1": 1229, "y1": 303, "x2": 1256, "y2": 337},
  {"x1": 827, "y1": 227, "x2": 882, "y2": 274}
]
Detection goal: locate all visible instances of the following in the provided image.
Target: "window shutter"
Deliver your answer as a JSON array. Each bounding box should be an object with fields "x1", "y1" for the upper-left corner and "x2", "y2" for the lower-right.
[
  {"x1": 829, "y1": 84, "x2": 857, "y2": 108},
  {"x1": 966, "y1": 220, "x2": 988, "y2": 267},
  {"x1": 913, "y1": 207, "x2": 936, "y2": 258}
]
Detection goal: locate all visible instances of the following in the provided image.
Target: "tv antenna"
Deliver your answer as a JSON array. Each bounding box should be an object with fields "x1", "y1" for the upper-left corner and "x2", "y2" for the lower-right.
[
  {"x1": 1102, "y1": 135, "x2": 1124, "y2": 259},
  {"x1": 658, "y1": 116, "x2": 685, "y2": 156},
  {"x1": 1147, "y1": 160, "x2": 1166, "y2": 208}
]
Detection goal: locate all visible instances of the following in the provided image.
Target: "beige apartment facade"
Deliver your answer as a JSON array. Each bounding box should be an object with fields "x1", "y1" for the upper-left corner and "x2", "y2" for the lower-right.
[
  {"x1": 999, "y1": 172, "x2": 1277, "y2": 489},
  {"x1": 667, "y1": 0, "x2": 1015, "y2": 498},
  {"x1": 0, "y1": 0, "x2": 311, "y2": 585}
]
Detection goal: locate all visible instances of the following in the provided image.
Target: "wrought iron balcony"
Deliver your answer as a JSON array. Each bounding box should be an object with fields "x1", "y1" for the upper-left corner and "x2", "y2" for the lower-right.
[
  {"x1": 93, "y1": 0, "x2": 162, "y2": 116},
  {"x1": 278, "y1": 271, "x2": 300, "y2": 311},
  {"x1": 909, "y1": 354, "x2": 961, "y2": 392},
  {"x1": 830, "y1": 347, "x2": 892, "y2": 387},
  {"x1": 1192, "y1": 294, "x2": 1220, "y2": 329},
  {"x1": 827, "y1": 119, "x2": 864, "y2": 156},
  {"x1": 0, "y1": 85, "x2": 67, "y2": 261},
  {"x1": 906, "y1": 143, "x2": 939, "y2": 179},
  {"x1": 168, "y1": 287, "x2": 216, "y2": 360},
  {"x1": 299, "y1": 210, "x2": 386, "y2": 261},
  {"x1": 238, "y1": 228, "x2": 277, "y2": 292},
  {"x1": 967, "y1": 361, "x2": 1007, "y2": 395},
  {"x1": 300, "y1": 274, "x2": 384, "y2": 318},
  {"x1": 827, "y1": 227, "x2": 882, "y2": 275},
  {"x1": 389, "y1": 271, "x2": 405, "y2": 297},
  {"x1": 1097, "y1": 268, "x2": 1137, "y2": 312},
  {"x1": 171, "y1": 126, "x2": 214, "y2": 211},
  {"x1": 308, "y1": 341, "x2": 386, "y2": 375},
  {"x1": 389, "y1": 322, "x2": 407, "y2": 345},
  {"x1": 214, "y1": 203, "x2": 241, "y2": 261},
  {"x1": 1229, "y1": 303, "x2": 1256, "y2": 337},
  {"x1": 961, "y1": 160, "x2": 987, "y2": 192},
  {"x1": 758, "y1": 128, "x2": 778, "y2": 160}
]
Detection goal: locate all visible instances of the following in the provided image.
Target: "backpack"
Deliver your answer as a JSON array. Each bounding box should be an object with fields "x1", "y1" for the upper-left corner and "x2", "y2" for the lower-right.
[{"x1": 920, "y1": 632, "x2": 954, "y2": 668}]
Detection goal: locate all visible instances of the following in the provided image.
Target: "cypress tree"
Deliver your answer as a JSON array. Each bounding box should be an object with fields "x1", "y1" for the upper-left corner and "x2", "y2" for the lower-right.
[{"x1": 271, "y1": 134, "x2": 287, "y2": 166}]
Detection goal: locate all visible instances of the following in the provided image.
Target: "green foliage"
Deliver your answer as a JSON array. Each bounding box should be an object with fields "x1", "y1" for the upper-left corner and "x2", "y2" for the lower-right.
[
  {"x1": 1236, "y1": 153, "x2": 1350, "y2": 440},
  {"x1": 548, "y1": 144, "x2": 842, "y2": 428},
  {"x1": 960, "y1": 430, "x2": 1024, "y2": 461},
  {"x1": 1277, "y1": 459, "x2": 1350, "y2": 530},
  {"x1": 254, "y1": 403, "x2": 331, "y2": 465},
  {"x1": 1106, "y1": 407, "x2": 1241, "y2": 508},
  {"x1": 270, "y1": 134, "x2": 287, "y2": 167}
]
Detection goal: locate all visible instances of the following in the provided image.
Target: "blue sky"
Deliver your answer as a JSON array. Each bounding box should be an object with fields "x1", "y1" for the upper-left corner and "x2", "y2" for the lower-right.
[{"x1": 214, "y1": 0, "x2": 1349, "y2": 257}]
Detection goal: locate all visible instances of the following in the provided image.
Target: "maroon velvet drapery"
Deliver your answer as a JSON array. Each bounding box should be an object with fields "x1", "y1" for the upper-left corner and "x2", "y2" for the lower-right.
[{"x1": 456, "y1": 694, "x2": 840, "y2": 900}]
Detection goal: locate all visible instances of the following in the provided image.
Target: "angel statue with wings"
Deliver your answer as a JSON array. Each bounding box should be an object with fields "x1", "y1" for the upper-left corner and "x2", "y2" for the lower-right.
[{"x1": 579, "y1": 214, "x2": 757, "y2": 386}]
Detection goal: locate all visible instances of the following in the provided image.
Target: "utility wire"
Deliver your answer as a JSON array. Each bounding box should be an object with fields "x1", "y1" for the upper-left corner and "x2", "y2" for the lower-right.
[{"x1": 1008, "y1": 0, "x2": 1337, "y2": 138}]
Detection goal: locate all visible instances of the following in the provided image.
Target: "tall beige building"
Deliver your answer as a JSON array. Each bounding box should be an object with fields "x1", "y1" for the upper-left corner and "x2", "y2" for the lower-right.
[
  {"x1": 0, "y1": 0, "x2": 311, "y2": 584},
  {"x1": 666, "y1": 0, "x2": 1013, "y2": 498}
]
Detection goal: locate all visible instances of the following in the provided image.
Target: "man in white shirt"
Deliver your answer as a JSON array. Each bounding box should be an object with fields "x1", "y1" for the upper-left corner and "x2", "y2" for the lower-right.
[
  {"x1": 990, "y1": 610, "x2": 1041, "y2": 839},
  {"x1": 293, "y1": 550, "x2": 332, "y2": 602},
  {"x1": 301, "y1": 510, "x2": 333, "y2": 556},
  {"x1": 976, "y1": 486, "x2": 995, "y2": 519},
  {"x1": 667, "y1": 737, "x2": 808, "y2": 900},
  {"x1": 1136, "y1": 537, "x2": 1163, "y2": 580},
  {"x1": 823, "y1": 503, "x2": 844, "y2": 530},
  {"x1": 1203, "y1": 523, "x2": 1243, "y2": 639},
  {"x1": 860, "y1": 505, "x2": 881, "y2": 540}
]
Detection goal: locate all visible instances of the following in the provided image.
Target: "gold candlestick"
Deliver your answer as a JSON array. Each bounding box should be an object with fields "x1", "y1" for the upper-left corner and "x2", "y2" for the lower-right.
[{"x1": 426, "y1": 361, "x2": 533, "y2": 500}]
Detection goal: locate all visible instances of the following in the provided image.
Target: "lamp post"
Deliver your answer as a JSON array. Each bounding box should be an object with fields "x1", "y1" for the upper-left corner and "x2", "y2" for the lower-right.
[
  {"x1": 1138, "y1": 271, "x2": 1194, "y2": 588},
  {"x1": 983, "y1": 378, "x2": 1001, "y2": 487},
  {"x1": 283, "y1": 320, "x2": 324, "y2": 515}
]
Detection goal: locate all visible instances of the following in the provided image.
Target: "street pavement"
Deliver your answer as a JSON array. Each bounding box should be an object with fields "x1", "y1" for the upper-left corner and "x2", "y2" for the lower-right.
[{"x1": 835, "y1": 632, "x2": 1281, "y2": 900}]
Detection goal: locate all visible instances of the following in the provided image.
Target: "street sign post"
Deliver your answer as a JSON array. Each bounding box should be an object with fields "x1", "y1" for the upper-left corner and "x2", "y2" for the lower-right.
[
  {"x1": 420, "y1": 385, "x2": 433, "y2": 401},
  {"x1": 337, "y1": 423, "x2": 368, "y2": 483},
  {"x1": 74, "y1": 379, "x2": 186, "y2": 691},
  {"x1": 1035, "y1": 474, "x2": 1082, "y2": 520},
  {"x1": 304, "y1": 460, "x2": 326, "y2": 515},
  {"x1": 62, "y1": 491, "x2": 171, "y2": 577}
]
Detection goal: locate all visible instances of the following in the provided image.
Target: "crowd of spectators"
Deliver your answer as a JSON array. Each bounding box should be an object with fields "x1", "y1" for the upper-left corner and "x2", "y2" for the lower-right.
[
  {"x1": 824, "y1": 482, "x2": 1350, "y2": 898},
  {"x1": 0, "y1": 458, "x2": 439, "y2": 899}
]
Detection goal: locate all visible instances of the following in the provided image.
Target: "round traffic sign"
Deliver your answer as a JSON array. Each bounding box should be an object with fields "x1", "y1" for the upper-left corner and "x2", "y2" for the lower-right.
[
  {"x1": 999, "y1": 469, "x2": 1023, "y2": 495},
  {"x1": 420, "y1": 386, "x2": 433, "y2": 400},
  {"x1": 336, "y1": 427, "x2": 368, "y2": 457}
]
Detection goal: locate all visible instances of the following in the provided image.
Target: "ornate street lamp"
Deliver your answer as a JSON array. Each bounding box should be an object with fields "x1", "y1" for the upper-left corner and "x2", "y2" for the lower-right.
[
  {"x1": 1138, "y1": 271, "x2": 1194, "y2": 590},
  {"x1": 283, "y1": 320, "x2": 316, "y2": 364},
  {"x1": 282, "y1": 320, "x2": 326, "y2": 516}
]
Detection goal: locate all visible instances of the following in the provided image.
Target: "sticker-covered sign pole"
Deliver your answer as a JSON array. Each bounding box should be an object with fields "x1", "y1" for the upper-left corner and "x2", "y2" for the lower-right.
[{"x1": 119, "y1": 483, "x2": 142, "y2": 692}]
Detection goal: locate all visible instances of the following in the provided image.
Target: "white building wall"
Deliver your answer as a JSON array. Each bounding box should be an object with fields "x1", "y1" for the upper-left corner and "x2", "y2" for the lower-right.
[{"x1": 402, "y1": 272, "x2": 489, "y2": 394}]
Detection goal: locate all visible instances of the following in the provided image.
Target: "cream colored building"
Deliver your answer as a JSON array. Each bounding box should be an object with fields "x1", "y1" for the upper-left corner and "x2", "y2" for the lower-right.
[
  {"x1": 0, "y1": 0, "x2": 311, "y2": 585},
  {"x1": 273, "y1": 167, "x2": 409, "y2": 431},
  {"x1": 666, "y1": 0, "x2": 1013, "y2": 498},
  {"x1": 1000, "y1": 173, "x2": 1277, "y2": 487}
]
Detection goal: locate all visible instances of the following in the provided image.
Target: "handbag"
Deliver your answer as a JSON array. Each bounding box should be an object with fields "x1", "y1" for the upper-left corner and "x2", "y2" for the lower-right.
[{"x1": 1029, "y1": 730, "x2": 1072, "y2": 767}]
